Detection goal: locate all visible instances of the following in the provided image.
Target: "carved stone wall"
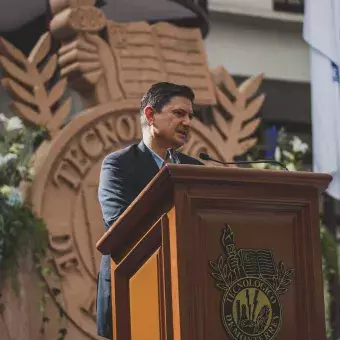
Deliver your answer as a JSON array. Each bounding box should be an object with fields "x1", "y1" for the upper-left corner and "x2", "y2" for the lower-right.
[{"x1": 49, "y1": 0, "x2": 216, "y2": 109}]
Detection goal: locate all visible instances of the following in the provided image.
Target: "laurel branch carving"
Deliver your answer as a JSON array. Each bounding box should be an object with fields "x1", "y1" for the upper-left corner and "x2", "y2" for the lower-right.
[
  {"x1": 0, "y1": 32, "x2": 71, "y2": 138},
  {"x1": 209, "y1": 256, "x2": 232, "y2": 291},
  {"x1": 275, "y1": 262, "x2": 294, "y2": 295},
  {"x1": 210, "y1": 66, "x2": 265, "y2": 161},
  {"x1": 209, "y1": 257, "x2": 293, "y2": 296},
  {"x1": 209, "y1": 225, "x2": 294, "y2": 296}
]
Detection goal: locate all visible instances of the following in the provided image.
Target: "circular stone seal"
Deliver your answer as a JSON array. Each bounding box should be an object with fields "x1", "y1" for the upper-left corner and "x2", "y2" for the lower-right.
[
  {"x1": 29, "y1": 99, "x2": 228, "y2": 339},
  {"x1": 222, "y1": 277, "x2": 282, "y2": 340}
]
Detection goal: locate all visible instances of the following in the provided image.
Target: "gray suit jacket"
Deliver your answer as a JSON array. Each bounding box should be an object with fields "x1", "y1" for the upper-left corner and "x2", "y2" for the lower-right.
[{"x1": 97, "y1": 141, "x2": 202, "y2": 338}]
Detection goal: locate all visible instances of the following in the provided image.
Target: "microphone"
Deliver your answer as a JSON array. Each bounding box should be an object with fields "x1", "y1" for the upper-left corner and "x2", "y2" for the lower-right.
[{"x1": 199, "y1": 152, "x2": 289, "y2": 171}]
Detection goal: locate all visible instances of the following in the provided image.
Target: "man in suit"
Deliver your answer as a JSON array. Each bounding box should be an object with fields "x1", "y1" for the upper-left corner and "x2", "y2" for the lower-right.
[{"x1": 97, "y1": 82, "x2": 203, "y2": 338}]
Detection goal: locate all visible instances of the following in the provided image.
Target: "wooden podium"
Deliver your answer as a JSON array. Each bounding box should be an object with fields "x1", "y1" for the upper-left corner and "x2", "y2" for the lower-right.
[{"x1": 96, "y1": 165, "x2": 332, "y2": 340}]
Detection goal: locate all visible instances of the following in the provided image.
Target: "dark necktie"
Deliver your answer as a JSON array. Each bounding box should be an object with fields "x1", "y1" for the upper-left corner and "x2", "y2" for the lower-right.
[{"x1": 163, "y1": 148, "x2": 180, "y2": 166}]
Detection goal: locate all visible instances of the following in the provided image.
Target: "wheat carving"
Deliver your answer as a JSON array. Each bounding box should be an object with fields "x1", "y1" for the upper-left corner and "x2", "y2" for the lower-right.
[
  {"x1": 211, "y1": 66, "x2": 265, "y2": 161},
  {"x1": 0, "y1": 32, "x2": 71, "y2": 137}
]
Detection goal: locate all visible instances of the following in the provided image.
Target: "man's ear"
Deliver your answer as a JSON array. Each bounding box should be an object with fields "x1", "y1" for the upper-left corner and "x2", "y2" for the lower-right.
[{"x1": 144, "y1": 106, "x2": 155, "y2": 125}]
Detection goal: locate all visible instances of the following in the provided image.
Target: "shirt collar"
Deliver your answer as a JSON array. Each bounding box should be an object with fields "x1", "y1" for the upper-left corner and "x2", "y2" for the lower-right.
[
  {"x1": 145, "y1": 144, "x2": 165, "y2": 170},
  {"x1": 145, "y1": 144, "x2": 181, "y2": 169}
]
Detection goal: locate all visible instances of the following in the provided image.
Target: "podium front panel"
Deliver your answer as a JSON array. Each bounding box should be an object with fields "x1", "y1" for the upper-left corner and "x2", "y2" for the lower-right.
[{"x1": 167, "y1": 181, "x2": 325, "y2": 340}]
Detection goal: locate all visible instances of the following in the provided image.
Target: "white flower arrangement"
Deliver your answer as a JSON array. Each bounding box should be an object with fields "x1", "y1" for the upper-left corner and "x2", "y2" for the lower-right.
[
  {"x1": 0, "y1": 112, "x2": 37, "y2": 204},
  {"x1": 0, "y1": 185, "x2": 23, "y2": 205},
  {"x1": 247, "y1": 128, "x2": 310, "y2": 172},
  {"x1": 0, "y1": 153, "x2": 17, "y2": 167},
  {"x1": 0, "y1": 113, "x2": 23, "y2": 131},
  {"x1": 291, "y1": 136, "x2": 309, "y2": 154},
  {"x1": 0, "y1": 112, "x2": 48, "y2": 301}
]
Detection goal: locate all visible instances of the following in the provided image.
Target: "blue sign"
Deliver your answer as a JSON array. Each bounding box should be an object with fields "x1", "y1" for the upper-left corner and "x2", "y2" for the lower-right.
[{"x1": 265, "y1": 126, "x2": 278, "y2": 159}]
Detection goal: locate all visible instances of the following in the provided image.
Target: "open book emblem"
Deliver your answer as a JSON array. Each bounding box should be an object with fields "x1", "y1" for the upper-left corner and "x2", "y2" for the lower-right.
[{"x1": 209, "y1": 225, "x2": 294, "y2": 340}]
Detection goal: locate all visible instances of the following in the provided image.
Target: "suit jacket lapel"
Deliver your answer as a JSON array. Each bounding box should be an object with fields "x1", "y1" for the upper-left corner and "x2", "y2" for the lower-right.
[{"x1": 135, "y1": 141, "x2": 160, "y2": 190}]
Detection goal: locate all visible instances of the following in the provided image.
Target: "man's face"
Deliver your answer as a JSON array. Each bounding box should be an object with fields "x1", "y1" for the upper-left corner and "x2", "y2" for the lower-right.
[{"x1": 146, "y1": 96, "x2": 194, "y2": 149}]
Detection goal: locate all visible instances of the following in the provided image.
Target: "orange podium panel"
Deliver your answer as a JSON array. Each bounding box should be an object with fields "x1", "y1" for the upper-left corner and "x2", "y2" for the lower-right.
[{"x1": 97, "y1": 165, "x2": 331, "y2": 340}]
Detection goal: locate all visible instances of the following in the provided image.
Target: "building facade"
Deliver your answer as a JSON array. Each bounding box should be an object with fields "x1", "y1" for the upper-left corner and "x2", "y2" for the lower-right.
[{"x1": 205, "y1": 0, "x2": 311, "y2": 159}]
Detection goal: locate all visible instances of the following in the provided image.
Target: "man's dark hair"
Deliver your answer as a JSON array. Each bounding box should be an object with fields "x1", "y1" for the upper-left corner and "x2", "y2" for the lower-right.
[{"x1": 140, "y1": 82, "x2": 195, "y2": 116}]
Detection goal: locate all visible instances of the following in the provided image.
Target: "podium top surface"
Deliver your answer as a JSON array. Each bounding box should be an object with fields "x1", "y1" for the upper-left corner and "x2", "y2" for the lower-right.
[
  {"x1": 155, "y1": 164, "x2": 332, "y2": 188},
  {"x1": 96, "y1": 164, "x2": 332, "y2": 255}
]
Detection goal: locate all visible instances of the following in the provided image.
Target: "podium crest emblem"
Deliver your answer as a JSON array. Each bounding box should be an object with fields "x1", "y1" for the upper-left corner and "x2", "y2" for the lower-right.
[{"x1": 209, "y1": 225, "x2": 294, "y2": 340}]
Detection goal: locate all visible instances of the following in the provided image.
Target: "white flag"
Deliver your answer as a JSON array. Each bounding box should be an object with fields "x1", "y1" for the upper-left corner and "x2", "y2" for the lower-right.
[{"x1": 303, "y1": 0, "x2": 340, "y2": 199}]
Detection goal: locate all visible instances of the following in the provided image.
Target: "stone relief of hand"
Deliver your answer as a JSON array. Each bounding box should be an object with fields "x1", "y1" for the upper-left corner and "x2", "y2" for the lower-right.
[{"x1": 58, "y1": 32, "x2": 123, "y2": 106}]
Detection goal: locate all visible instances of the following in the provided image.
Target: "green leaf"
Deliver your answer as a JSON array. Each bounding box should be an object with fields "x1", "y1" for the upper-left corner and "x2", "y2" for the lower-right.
[
  {"x1": 0, "y1": 197, "x2": 48, "y2": 293},
  {"x1": 320, "y1": 223, "x2": 338, "y2": 274}
]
